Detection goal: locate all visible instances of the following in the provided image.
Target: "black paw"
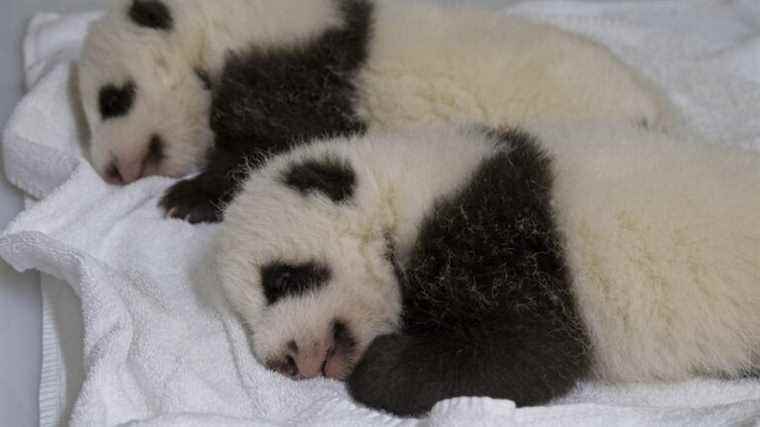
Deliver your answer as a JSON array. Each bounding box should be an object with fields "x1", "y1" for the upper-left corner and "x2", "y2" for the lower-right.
[
  {"x1": 160, "y1": 178, "x2": 223, "y2": 224},
  {"x1": 347, "y1": 334, "x2": 438, "y2": 417}
]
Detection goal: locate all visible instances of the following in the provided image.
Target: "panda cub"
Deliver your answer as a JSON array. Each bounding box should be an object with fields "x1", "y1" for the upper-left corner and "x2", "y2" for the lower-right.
[
  {"x1": 79, "y1": 0, "x2": 678, "y2": 223},
  {"x1": 216, "y1": 123, "x2": 760, "y2": 416}
]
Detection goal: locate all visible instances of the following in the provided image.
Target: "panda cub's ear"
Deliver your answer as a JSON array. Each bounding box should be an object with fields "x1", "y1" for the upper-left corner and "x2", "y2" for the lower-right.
[
  {"x1": 129, "y1": 0, "x2": 173, "y2": 31},
  {"x1": 281, "y1": 155, "x2": 356, "y2": 203}
]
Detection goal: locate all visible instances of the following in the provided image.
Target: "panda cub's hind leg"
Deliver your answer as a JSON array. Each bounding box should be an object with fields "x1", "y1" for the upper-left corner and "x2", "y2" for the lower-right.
[{"x1": 348, "y1": 130, "x2": 591, "y2": 415}]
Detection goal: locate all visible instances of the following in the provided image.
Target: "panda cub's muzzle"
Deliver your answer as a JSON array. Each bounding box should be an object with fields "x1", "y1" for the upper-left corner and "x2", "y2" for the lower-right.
[
  {"x1": 266, "y1": 319, "x2": 357, "y2": 380},
  {"x1": 105, "y1": 134, "x2": 166, "y2": 185}
]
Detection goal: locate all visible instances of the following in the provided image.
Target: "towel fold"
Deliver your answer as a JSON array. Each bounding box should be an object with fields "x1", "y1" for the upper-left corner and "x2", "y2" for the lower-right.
[{"x1": 3, "y1": 2, "x2": 760, "y2": 426}]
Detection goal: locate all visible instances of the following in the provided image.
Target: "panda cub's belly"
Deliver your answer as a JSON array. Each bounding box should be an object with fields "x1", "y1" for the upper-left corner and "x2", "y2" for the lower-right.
[{"x1": 217, "y1": 122, "x2": 760, "y2": 415}]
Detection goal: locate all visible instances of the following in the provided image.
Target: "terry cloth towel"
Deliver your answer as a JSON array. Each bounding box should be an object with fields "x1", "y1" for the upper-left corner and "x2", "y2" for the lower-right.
[{"x1": 3, "y1": 1, "x2": 760, "y2": 426}]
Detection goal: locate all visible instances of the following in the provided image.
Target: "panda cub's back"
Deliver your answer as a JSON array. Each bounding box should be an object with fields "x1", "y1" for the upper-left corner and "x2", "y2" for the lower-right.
[
  {"x1": 540, "y1": 124, "x2": 760, "y2": 381},
  {"x1": 359, "y1": 0, "x2": 675, "y2": 130}
]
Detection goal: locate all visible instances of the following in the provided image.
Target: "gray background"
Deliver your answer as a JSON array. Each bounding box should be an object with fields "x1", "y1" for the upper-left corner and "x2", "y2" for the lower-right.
[{"x1": 1, "y1": 2, "x2": 105, "y2": 426}]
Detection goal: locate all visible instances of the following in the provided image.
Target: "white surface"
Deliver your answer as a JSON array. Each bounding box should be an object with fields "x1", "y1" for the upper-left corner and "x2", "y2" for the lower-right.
[
  {"x1": 3, "y1": 1, "x2": 760, "y2": 426},
  {"x1": 0, "y1": 3, "x2": 106, "y2": 427}
]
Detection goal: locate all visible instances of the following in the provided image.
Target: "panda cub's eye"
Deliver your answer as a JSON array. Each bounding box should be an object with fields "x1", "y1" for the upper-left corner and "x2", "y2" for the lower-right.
[
  {"x1": 99, "y1": 81, "x2": 136, "y2": 120},
  {"x1": 260, "y1": 262, "x2": 331, "y2": 305},
  {"x1": 273, "y1": 270, "x2": 293, "y2": 289}
]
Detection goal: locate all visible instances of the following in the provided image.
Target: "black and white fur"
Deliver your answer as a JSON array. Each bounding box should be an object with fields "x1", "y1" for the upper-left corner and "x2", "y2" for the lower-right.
[
  {"x1": 78, "y1": 0, "x2": 678, "y2": 222},
  {"x1": 216, "y1": 123, "x2": 760, "y2": 416}
]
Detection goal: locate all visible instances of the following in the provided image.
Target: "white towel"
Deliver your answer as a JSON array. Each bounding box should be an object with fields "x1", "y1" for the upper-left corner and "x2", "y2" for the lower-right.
[{"x1": 3, "y1": 2, "x2": 760, "y2": 426}]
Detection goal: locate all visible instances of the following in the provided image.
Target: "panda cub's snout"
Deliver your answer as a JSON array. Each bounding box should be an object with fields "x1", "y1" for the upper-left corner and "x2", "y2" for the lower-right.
[
  {"x1": 267, "y1": 319, "x2": 357, "y2": 380},
  {"x1": 104, "y1": 134, "x2": 167, "y2": 185}
]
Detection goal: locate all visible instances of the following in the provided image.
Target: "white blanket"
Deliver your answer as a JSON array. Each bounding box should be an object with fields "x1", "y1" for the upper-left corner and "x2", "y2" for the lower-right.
[{"x1": 3, "y1": 2, "x2": 760, "y2": 426}]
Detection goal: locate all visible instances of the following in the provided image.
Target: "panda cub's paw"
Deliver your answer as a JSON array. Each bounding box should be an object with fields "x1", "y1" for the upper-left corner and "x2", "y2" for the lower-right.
[
  {"x1": 160, "y1": 178, "x2": 223, "y2": 224},
  {"x1": 347, "y1": 334, "x2": 442, "y2": 417}
]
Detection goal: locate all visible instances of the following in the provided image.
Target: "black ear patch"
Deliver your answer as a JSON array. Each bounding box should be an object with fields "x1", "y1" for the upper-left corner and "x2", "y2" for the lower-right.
[
  {"x1": 260, "y1": 262, "x2": 331, "y2": 305},
  {"x1": 129, "y1": 0, "x2": 173, "y2": 31},
  {"x1": 99, "y1": 81, "x2": 136, "y2": 120},
  {"x1": 282, "y1": 156, "x2": 356, "y2": 203}
]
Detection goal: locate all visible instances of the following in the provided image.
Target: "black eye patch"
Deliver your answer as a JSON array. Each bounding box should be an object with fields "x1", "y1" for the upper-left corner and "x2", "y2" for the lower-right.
[
  {"x1": 281, "y1": 156, "x2": 356, "y2": 203},
  {"x1": 129, "y1": 0, "x2": 173, "y2": 31},
  {"x1": 260, "y1": 262, "x2": 331, "y2": 305},
  {"x1": 99, "y1": 81, "x2": 136, "y2": 120}
]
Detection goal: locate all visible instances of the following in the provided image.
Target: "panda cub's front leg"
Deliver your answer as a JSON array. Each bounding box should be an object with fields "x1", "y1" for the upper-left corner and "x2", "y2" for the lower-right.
[
  {"x1": 349, "y1": 318, "x2": 590, "y2": 416},
  {"x1": 160, "y1": 147, "x2": 244, "y2": 223}
]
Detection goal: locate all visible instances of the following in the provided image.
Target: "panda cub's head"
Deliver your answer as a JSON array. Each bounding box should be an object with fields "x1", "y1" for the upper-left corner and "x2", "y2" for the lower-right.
[
  {"x1": 217, "y1": 126, "x2": 502, "y2": 381},
  {"x1": 216, "y1": 135, "x2": 406, "y2": 381},
  {"x1": 79, "y1": 0, "x2": 212, "y2": 185}
]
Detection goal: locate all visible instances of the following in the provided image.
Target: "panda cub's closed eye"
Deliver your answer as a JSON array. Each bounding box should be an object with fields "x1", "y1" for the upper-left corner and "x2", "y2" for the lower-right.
[
  {"x1": 99, "y1": 81, "x2": 136, "y2": 120},
  {"x1": 261, "y1": 262, "x2": 331, "y2": 305}
]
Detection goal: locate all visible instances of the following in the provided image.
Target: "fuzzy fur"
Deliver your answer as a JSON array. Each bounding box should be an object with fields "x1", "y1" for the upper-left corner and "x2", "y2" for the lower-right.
[
  {"x1": 159, "y1": 0, "x2": 372, "y2": 222},
  {"x1": 534, "y1": 124, "x2": 760, "y2": 382},
  {"x1": 79, "y1": 0, "x2": 678, "y2": 219},
  {"x1": 79, "y1": 0, "x2": 340, "y2": 183},
  {"x1": 216, "y1": 123, "x2": 760, "y2": 415}
]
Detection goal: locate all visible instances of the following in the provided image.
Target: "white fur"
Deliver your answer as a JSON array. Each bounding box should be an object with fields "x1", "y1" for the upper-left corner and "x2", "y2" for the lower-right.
[
  {"x1": 79, "y1": 0, "x2": 676, "y2": 183},
  {"x1": 358, "y1": 1, "x2": 676, "y2": 130},
  {"x1": 536, "y1": 124, "x2": 760, "y2": 381},
  {"x1": 217, "y1": 123, "x2": 760, "y2": 383}
]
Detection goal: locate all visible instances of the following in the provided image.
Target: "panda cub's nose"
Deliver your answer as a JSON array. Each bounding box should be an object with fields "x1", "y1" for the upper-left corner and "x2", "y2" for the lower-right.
[
  {"x1": 290, "y1": 340, "x2": 336, "y2": 379},
  {"x1": 105, "y1": 159, "x2": 144, "y2": 185},
  {"x1": 104, "y1": 135, "x2": 165, "y2": 185},
  {"x1": 105, "y1": 161, "x2": 124, "y2": 185},
  {"x1": 284, "y1": 320, "x2": 356, "y2": 380}
]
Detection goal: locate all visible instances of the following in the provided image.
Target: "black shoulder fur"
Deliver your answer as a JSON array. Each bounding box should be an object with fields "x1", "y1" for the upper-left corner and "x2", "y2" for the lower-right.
[
  {"x1": 160, "y1": 0, "x2": 373, "y2": 223},
  {"x1": 347, "y1": 129, "x2": 591, "y2": 416}
]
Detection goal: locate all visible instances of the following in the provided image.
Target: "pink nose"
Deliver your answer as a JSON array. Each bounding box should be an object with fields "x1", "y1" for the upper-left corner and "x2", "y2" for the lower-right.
[
  {"x1": 293, "y1": 342, "x2": 335, "y2": 379},
  {"x1": 105, "y1": 159, "x2": 144, "y2": 185}
]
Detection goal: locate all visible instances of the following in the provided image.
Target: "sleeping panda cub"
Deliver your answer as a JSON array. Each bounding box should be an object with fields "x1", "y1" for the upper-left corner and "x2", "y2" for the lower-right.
[
  {"x1": 216, "y1": 124, "x2": 760, "y2": 416},
  {"x1": 79, "y1": 0, "x2": 678, "y2": 223}
]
